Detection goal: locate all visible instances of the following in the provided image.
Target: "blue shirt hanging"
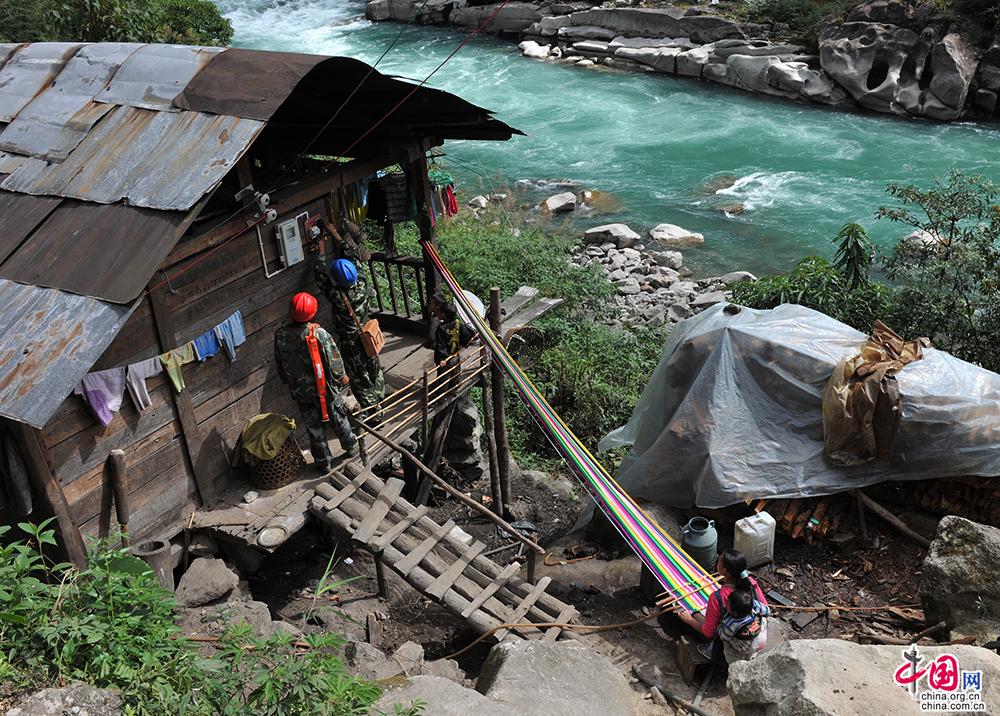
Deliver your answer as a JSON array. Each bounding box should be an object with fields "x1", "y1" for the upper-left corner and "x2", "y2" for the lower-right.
[
  {"x1": 213, "y1": 310, "x2": 247, "y2": 362},
  {"x1": 193, "y1": 328, "x2": 220, "y2": 361}
]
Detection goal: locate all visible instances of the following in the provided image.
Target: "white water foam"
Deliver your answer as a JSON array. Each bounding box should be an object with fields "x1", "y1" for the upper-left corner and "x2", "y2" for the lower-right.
[{"x1": 715, "y1": 171, "x2": 809, "y2": 212}]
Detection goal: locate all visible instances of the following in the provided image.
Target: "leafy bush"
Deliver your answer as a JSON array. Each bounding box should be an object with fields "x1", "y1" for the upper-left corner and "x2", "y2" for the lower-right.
[
  {"x1": 730, "y1": 254, "x2": 892, "y2": 331},
  {"x1": 0, "y1": 521, "x2": 419, "y2": 716},
  {"x1": 879, "y1": 171, "x2": 1000, "y2": 371},
  {"x1": 0, "y1": 0, "x2": 232, "y2": 45}
]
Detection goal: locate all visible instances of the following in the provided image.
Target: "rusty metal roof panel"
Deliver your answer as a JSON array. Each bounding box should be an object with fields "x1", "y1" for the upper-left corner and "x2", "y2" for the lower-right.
[
  {"x1": 1, "y1": 106, "x2": 264, "y2": 210},
  {"x1": 94, "y1": 44, "x2": 223, "y2": 111},
  {"x1": 0, "y1": 199, "x2": 187, "y2": 303},
  {"x1": 0, "y1": 43, "x2": 142, "y2": 161},
  {"x1": 0, "y1": 279, "x2": 135, "y2": 429},
  {"x1": 0, "y1": 43, "x2": 84, "y2": 122}
]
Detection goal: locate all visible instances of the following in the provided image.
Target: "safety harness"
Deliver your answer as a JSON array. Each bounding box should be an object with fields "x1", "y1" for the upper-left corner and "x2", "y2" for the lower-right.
[{"x1": 305, "y1": 324, "x2": 329, "y2": 422}]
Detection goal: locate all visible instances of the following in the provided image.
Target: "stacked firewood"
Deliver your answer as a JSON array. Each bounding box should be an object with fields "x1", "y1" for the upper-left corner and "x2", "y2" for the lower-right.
[
  {"x1": 910, "y1": 476, "x2": 1000, "y2": 526},
  {"x1": 750, "y1": 496, "x2": 849, "y2": 542}
]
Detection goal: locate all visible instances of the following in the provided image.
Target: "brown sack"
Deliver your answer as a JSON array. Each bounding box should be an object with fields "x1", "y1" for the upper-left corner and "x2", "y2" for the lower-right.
[{"x1": 360, "y1": 317, "x2": 385, "y2": 357}]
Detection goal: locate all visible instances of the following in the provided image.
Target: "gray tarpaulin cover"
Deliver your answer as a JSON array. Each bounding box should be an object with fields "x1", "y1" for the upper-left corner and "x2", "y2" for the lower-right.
[{"x1": 598, "y1": 303, "x2": 1000, "y2": 508}]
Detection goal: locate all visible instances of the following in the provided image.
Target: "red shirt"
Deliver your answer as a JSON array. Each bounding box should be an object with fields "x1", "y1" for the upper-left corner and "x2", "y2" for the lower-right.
[{"x1": 699, "y1": 576, "x2": 768, "y2": 639}]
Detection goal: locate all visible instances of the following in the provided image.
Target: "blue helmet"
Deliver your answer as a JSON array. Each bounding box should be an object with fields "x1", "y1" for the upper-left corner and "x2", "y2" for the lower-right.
[{"x1": 329, "y1": 258, "x2": 358, "y2": 288}]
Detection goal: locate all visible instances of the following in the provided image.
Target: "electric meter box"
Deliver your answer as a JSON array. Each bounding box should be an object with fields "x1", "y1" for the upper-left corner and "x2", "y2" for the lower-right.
[{"x1": 276, "y1": 219, "x2": 304, "y2": 267}]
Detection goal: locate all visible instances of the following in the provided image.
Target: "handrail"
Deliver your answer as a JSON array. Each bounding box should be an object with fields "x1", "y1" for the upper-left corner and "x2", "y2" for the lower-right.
[{"x1": 367, "y1": 253, "x2": 427, "y2": 319}]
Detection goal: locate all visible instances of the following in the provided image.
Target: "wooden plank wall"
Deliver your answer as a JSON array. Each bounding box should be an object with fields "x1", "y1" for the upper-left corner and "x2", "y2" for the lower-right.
[{"x1": 41, "y1": 196, "x2": 336, "y2": 545}]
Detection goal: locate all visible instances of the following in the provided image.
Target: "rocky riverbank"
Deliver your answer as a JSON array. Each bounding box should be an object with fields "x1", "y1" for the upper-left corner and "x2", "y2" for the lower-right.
[{"x1": 365, "y1": 0, "x2": 1000, "y2": 122}]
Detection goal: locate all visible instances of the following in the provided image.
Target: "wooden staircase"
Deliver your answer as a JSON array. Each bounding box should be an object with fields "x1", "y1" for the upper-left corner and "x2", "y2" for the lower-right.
[{"x1": 309, "y1": 463, "x2": 577, "y2": 640}]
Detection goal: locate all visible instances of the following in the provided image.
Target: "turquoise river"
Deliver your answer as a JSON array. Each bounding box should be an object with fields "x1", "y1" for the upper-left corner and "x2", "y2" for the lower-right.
[{"x1": 218, "y1": 0, "x2": 1000, "y2": 275}]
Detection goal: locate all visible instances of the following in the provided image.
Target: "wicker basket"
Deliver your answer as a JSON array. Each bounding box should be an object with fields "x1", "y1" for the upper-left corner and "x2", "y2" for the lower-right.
[{"x1": 247, "y1": 435, "x2": 305, "y2": 490}]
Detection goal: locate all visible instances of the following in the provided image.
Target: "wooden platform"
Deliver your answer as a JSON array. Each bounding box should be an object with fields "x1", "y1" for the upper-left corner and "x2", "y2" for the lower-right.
[
  {"x1": 310, "y1": 463, "x2": 578, "y2": 640},
  {"x1": 191, "y1": 285, "x2": 563, "y2": 552}
]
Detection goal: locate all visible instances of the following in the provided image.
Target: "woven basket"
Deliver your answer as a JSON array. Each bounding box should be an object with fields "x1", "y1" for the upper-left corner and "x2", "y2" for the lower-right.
[{"x1": 247, "y1": 435, "x2": 305, "y2": 490}]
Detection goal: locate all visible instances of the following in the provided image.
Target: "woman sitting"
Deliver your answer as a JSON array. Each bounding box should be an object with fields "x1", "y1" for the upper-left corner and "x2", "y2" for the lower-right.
[{"x1": 676, "y1": 548, "x2": 770, "y2": 665}]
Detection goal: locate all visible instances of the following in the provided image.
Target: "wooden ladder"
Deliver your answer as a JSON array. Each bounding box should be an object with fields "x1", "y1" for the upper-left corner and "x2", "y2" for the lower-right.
[{"x1": 309, "y1": 464, "x2": 577, "y2": 640}]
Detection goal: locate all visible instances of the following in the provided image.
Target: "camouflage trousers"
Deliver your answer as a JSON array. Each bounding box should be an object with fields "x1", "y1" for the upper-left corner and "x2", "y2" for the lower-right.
[
  {"x1": 296, "y1": 394, "x2": 356, "y2": 469},
  {"x1": 340, "y1": 340, "x2": 385, "y2": 410}
]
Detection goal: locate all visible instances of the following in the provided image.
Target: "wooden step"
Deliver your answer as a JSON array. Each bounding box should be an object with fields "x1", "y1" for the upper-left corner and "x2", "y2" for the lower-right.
[{"x1": 352, "y1": 478, "x2": 404, "y2": 543}]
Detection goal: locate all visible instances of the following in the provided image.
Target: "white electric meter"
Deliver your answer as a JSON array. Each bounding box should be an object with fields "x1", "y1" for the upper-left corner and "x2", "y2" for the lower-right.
[{"x1": 275, "y1": 219, "x2": 304, "y2": 267}]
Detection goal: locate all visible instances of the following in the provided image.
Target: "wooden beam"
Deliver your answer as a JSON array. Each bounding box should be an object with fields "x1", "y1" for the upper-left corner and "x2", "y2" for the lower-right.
[
  {"x1": 489, "y1": 288, "x2": 512, "y2": 514},
  {"x1": 147, "y1": 291, "x2": 216, "y2": 505},
  {"x1": 12, "y1": 423, "x2": 88, "y2": 568},
  {"x1": 409, "y1": 153, "x2": 437, "y2": 321}
]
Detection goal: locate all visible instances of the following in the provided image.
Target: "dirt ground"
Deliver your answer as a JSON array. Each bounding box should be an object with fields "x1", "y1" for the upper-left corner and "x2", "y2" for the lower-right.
[{"x1": 248, "y1": 465, "x2": 935, "y2": 715}]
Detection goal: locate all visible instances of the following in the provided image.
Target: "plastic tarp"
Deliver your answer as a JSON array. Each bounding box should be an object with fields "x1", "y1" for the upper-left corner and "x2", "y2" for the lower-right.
[{"x1": 598, "y1": 303, "x2": 1000, "y2": 508}]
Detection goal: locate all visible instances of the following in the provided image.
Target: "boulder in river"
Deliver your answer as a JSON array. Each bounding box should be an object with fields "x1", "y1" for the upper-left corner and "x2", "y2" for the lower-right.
[
  {"x1": 649, "y1": 223, "x2": 705, "y2": 246},
  {"x1": 518, "y1": 40, "x2": 550, "y2": 59},
  {"x1": 542, "y1": 192, "x2": 577, "y2": 213},
  {"x1": 584, "y1": 223, "x2": 640, "y2": 248}
]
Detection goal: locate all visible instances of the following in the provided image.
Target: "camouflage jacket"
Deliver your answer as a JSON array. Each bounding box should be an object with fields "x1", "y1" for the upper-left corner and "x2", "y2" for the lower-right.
[
  {"x1": 273, "y1": 321, "x2": 346, "y2": 405},
  {"x1": 314, "y1": 257, "x2": 373, "y2": 343}
]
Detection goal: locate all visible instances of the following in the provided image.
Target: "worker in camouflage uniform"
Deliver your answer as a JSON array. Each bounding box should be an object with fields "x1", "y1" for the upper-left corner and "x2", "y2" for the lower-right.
[
  {"x1": 313, "y1": 224, "x2": 385, "y2": 411},
  {"x1": 274, "y1": 292, "x2": 358, "y2": 471}
]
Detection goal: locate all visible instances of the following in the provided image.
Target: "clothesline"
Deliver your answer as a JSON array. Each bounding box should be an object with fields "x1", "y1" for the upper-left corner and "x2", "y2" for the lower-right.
[
  {"x1": 73, "y1": 310, "x2": 246, "y2": 428},
  {"x1": 421, "y1": 240, "x2": 714, "y2": 613}
]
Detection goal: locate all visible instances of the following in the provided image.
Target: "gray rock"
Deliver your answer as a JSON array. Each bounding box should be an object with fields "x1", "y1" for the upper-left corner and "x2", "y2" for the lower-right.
[
  {"x1": 539, "y1": 14, "x2": 571, "y2": 35},
  {"x1": 609, "y1": 36, "x2": 681, "y2": 50},
  {"x1": 378, "y1": 676, "x2": 517, "y2": 716},
  {"x1": 676, "y1": 46, "x2": 713, "y2": 76},
  {"x1": 451, "y1": 2, "x2": 542, "y2": 32},
  {"x1": 584, "y1": 223, "x2": 641, "y2": 248},
  {"x1": 557, "y1": 25, "x2": 616, "y2": 41},
  {"x1": 609, "y1": 268, "x2": 628, "y2": 281},
  {"x1": 175, "y1": 557, "x2": 239, "y2": 607},
  {"x1": 575, "y1": 58, "x2": 595, "y2": 67},
  {"x1": 571, "y1": 40, "x2": 611, "y2": 54},
  {"x1": 476, "y1": 640, "x2": 636, "y2": 716},
  {"x1": 652, "y1": 249, "x2": 683, "y2": 270},
  {"x1": 469, "y1": 195, "x2": 489, "y2": 209},
  {"x1": 713, "y1": 40, "x2": 807, "y2": 59},
  {"x1": 344, "y1": 641, "x2": 403, "y2": 681},
  {"x1": 518, "y1": 40, "x2": 550, "y2": 59},
  {"x1": 542, "y1": 191, "x2": 577, "y2": 213},
  {"x1": 614, "y1": 46, "x2": 680, "y2": 73},
  {"x1": 668, "y1": 302, "x2": 694, "y2": 322},
  {"x1": 569, "y1": 7, "x2": 742, "y2": 45},
  {"x1": 443, "y1": 395, "x2": 486, "y2": 482},
  {"x1": 392, "y1": 641, "x2": 426, "y2": 675},
  {"x1": 728, "y1": 640, "x2": 1000, "y2": 715},
  {"x1": 649, "y1": 222, "x2": 705, "y2": 246},
  {"x1": 925, "y1": 33, "x2": 978, "y2": 119},
  {"x1": 720, "y1": 270, "x2": 757, "y2": 285},
  {"x1": 704, "y1": 61, "x2": 739, "y2": 87},
  {"x1": 615, "y1": 277, "x2": 641, "y2": 295},
  {"x1": 922, "y1": 516, "x2": 1000, "y2": 642},
  {"x1": 8, "y1": 684, "x2": 121, "y2": 716},
  {"x1": 692, "y1": 291, "x2": 728, "y2": 308},
  {"x1": 365, "y1": 0, "x2": 390, "y2": 21}
]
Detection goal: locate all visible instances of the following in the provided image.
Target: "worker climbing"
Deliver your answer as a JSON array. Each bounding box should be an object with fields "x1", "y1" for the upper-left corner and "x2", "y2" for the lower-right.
[
  {"x1": 274, "y1": 292, "x2": 359, "y2": 471},
  {"x1": 314, "y1": 223, "x2": 385, "y2": 411}
]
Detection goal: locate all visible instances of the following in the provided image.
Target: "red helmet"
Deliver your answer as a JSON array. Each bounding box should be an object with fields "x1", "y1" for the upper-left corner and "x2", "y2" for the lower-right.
[{"x1": 290, "y1": 292, "x2": 318, "y2": 322}]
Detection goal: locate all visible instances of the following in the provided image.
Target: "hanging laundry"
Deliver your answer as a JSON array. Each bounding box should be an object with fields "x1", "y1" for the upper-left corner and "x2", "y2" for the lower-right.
[
  {"x1": 428, "y1": 167, "x2": 454, "y2": 188},
  {"x1": 443, "y1": 185, "x2": 459, "y2": 217},
  {"x1": 340, "y1": 183, "x2": 367, "y2": 225},
  {"x1": 383, "y1": 173, "x2": 416, "y2": 223},
  {"x1": 74, "y1": 367, "x2": 127, "y2": 427},
  {"x1": 126, "y1": 357, "x2": 164, "y2": 411},
  {"x1": 214, "y1": 310, "x2": 247, "y2": 362},
  {"x1": 431, "y1": 189, "x2": 445, "y2": 220},
  {"x1": 160, "y1": 342, "x2": 196, "y2": 394},
  {"x1": 193, "y1": 328, "x2": 220, "y2": 361}
]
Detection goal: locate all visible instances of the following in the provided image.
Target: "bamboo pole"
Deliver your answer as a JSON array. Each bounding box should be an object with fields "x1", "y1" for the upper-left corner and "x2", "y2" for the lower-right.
[
  {"x1": 480, "y1": 368, "x2": 503, "y2": 517},
  {"x1": 354, "y1": 417, "x2": 543, "y2": 555},
  {"x1": 488, "y1": 288, "x2": 511, "y2": 514}
]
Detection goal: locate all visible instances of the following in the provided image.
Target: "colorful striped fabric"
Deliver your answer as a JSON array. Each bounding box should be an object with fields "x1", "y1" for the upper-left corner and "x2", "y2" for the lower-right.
[{"x1": 423, "y1": 241, "x2": 714, "y2": 612}]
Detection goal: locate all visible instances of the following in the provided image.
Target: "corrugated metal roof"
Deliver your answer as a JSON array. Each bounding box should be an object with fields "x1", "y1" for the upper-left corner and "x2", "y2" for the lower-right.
[
  {"x1": 0, "y1": 43, "x2": 141, "y2": 161},
  {"x1": 0, "y1": 43, "x2": 83, "y2": 122},
  {"x1": 0, "y1": 192, "x2": 61, "y2": 264},
  {"x1": 0, "y1": 279, "x2": 136, "y2": 429},
  {"x1": 1, "y1": 106, "x2": 264, "y2": 210},
  {"x1": 94, "y1": 44, "x2": 222, "y2": 111},
  {"x1": 0, "y1": 198, "x2": 187, "y2": 303}
]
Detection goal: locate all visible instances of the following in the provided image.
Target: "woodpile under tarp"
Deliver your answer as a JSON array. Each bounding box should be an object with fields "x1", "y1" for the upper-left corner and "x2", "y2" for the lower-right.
[{"x1": 599, "y1": 303, "x2": 1000, "y2": 508}]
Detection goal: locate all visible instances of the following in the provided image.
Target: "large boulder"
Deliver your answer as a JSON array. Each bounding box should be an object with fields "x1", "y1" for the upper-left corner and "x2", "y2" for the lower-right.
[
  {"x1": 476, "y1": 640, "x2": 636, "y2": 716},
  {"x1": 819, "y1": 18, "x2": 977, "y2": 120},
  {"x1": 614, "y1": 46, "x2": 681, "y2": 73},
  {"x1": 377, "y1": 676, "x2": 518, "y2": 716},
  {"x1": 568, "y1": 8, "x2": 743, "y2": 45},
  {"x1": 451, "y1": 3, "x2": 543, "y2": 33},
  {"x1": 583, "y1": 223, "x2": 641, "y2": 248},
  {"x1": 649, "y1": 223, "x2": 705, "y2": 246},
  {"x1": 175, "y1": 557, "x2": 239, "y2": 607},
  {"x1": 8, "y1": 684, "x2": 121, "y2": 716},
  {"x1": 542, "y1": 191, "x2": 577, "y2": 213},
  {"x1": 519, "y1": 40, "x2": 550, "y2": 59},
  {"x1": 676, "y1": 45, "x2": 714, "y2": 76},
  {"x1": 729, "y1": 639, "x2": 1000, "y2": 715},
  {"x1": 921, "y1": 516, "x2": 1000, "y2": 643}
]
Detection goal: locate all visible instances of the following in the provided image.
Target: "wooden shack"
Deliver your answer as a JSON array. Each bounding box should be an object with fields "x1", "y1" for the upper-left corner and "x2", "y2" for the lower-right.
[{"x1": 0, "y1": 42, "x2": 522, "y2": 566}]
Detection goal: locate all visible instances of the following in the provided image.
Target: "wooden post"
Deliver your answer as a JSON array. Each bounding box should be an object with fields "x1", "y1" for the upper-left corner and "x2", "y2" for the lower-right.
[
  {"x1": 109, "y1": 449, "x2": 130, "y2": 547},
  {"x1": 480, "y1": 369, "x2": 503, "y2": 517},
  {"x1": 489, "y1": 287, "x2": 512, "y2": 516},
  {"x1": 421, "y1": 369, "x2": 430, "y2": 445},
  {"x1": 374, "y1": 556, "x2": 390, "y2": 599},
  {"x1": 358, "y1": 434, "x2": 370, "y2": 468},
  {"x1": 409, "y1": 153, "x2": 438, "y2": 321},
  {"x1": 13, "y1": 423, "x2": 88, "y2": 568},
  {"x1": 527, "y1": 549, "x2": 537, "y2": 585}
]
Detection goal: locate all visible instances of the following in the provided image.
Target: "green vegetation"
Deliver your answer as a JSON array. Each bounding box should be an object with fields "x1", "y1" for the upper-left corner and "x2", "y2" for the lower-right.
[
  {"x1": 393, "y1": 208, "x2": 665, "y2": 468},
  {"x1": 734, "y1": 171, "x2": 1000, "y2": 373},
  {"x1": 0, "y1": 520, "x2": 419, "y2": 715},
  {"x1": 0, "y1": 0, "x2": 233, "y2": 45},
  {"x1": 735, "y1": 0, "x2": 857, "y2": 40}
]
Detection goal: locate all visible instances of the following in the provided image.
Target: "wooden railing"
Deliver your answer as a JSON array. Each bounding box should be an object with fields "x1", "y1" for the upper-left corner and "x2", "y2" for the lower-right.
[{"x1": 367, "y1": 253, "x2": 427, "y2": 323}]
